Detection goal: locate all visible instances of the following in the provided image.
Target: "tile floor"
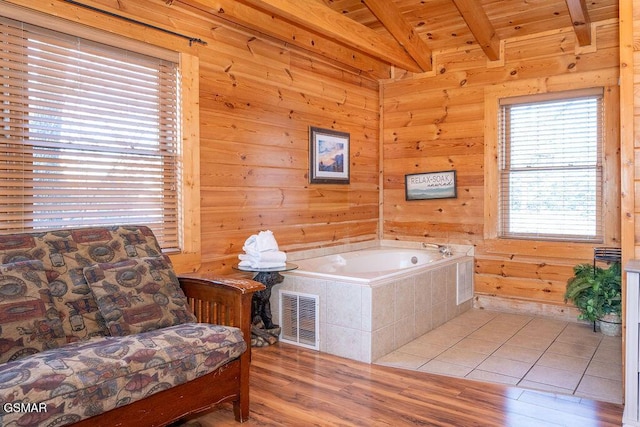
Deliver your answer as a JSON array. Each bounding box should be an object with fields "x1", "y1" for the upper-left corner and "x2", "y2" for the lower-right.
[{"x1": 375, "y1": 309, "x2": 623, "y2": 404}]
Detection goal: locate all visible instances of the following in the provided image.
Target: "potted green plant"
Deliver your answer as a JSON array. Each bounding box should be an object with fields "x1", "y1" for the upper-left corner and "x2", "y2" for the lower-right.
[{"x1": 564, "y1": 262, "x2": 621, "y2": 336}]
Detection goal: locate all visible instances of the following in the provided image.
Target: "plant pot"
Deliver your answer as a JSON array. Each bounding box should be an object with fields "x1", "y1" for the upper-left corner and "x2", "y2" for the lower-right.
[{"x1": 598, "y1": 313, "x2": 622, "y2": 337}]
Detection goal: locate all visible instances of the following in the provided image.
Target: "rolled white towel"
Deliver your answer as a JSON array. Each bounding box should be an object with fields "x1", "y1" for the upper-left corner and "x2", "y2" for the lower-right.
[
  {"x1": 244, "y1": 230, "x2": 278, "y2": 252},
  {"x1": 242, "y1": 234, "x2": 257, "y2": 253},
  {"x1": 238, "y1": 259, "x2": 286, "y2": 269},
  {"x1": 239, "y1": 230, "x2": 285, "y2": 269},
  {"x1": 242, "y1": 230, "x2": 281, "y2": 253},
  {"x1": 238, "y1": 251, "x2": 286, "y2": 264},
  {"x1": 257, "y1": 230, "x2": 279, "y2": 252},
  {"x1": 241, "y1": 247, "x2": 268, "y2": 258}
]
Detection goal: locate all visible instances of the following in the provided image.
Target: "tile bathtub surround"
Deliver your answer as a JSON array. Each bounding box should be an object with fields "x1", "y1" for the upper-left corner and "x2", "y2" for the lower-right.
[
  {"x1": 272, "y1": 257, "x2": 474, "y2": 363},
  {"x1": 375, "y1": 309, "x2": 623, "y2": 404}
]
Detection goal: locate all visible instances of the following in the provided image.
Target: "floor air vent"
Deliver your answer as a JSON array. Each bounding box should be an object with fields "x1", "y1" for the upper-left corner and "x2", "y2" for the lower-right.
[{"x1": 279, "y1": 291, "x2": 319, "y2": 350}]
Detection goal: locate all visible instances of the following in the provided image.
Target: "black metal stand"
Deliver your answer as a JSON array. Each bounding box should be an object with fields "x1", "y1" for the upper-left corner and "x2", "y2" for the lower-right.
[
  {"x1": 592, "y1": 247, "x2": 621, "y2": 333},
  {"x1": 251, "y1": 271, "x2": 284, "y2": 329},
  {"x1": 233, "y1": 263, "x2": 298, "y2": 346}
]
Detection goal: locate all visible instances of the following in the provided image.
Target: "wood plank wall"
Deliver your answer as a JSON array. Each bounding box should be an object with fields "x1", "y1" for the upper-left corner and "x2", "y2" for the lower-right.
[
  {"x1": 195, "y1": 29, "x2": 380, "y2": 272},
  {"x1": 382, "y1": 21, "x2": 621, "y2": 311},
  {"x1": 179, "y1": 2, "x2": 381, "y2": 272},
  {"x1": 10, "y1": 0, "x2": 382, "y2": 273}
]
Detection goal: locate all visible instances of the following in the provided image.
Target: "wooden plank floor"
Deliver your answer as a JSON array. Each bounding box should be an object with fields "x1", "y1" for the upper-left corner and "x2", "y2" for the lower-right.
[{"x1": 186, "y1": 343, "x2": 623, "y2": 426}]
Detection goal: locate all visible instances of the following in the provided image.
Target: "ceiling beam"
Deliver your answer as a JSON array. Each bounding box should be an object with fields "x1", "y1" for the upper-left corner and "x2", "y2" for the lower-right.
[
  {"x1": 360, "y1": 0, "x2": 432, "y2": 72},
  {"x1": 565, "y1": 0, "x2": 592, "y2": 46},
  {"x1": 177, "y1": 0, "x2": 391, "y2": 79},
  {"x1": 451, "y1": 0, "x2": 501, "y2": 61},
  {"x1": 235, "y1": 0, "x2": 424, "y2": 72}
]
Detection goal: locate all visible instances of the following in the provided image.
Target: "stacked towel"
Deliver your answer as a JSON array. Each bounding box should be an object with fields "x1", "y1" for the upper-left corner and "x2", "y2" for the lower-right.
[{"x1": 238, "y1": 230, "x2": 287, "y2": 269}]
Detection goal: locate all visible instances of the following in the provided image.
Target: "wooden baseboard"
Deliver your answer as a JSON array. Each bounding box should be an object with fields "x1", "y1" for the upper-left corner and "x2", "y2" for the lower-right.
[{"x1": 473, "y1": 294, "x2": 588, "y2": 324}]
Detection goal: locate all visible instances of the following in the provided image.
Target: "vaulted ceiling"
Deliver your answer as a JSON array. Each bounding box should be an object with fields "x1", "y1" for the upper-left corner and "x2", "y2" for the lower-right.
[{"x1": 178, "y1": 0, "x2": 619, "y2": 79}]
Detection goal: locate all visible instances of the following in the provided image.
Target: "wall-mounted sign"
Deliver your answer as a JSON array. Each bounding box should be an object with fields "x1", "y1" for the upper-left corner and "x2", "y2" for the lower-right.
[{"x1": 405, "y1": 170, "x2": 457, "y2": 200}]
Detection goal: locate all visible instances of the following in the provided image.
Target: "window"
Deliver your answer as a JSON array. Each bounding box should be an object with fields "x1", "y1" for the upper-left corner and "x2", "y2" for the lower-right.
[
  {"x1": 0, "y1": 15, "x2": 181, "y2": 250},
  {"x1": 498, "y1": 89, "x2": 603, "y2": 242}
]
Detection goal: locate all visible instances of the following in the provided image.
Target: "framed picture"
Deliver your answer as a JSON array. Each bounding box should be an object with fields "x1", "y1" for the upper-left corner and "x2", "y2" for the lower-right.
[
  {"x1": 309, "y1": 126, "x2": 350, "y2": 184},
  {"x1": 405, "y1": 170, "x2": 457, "y2": 200}
]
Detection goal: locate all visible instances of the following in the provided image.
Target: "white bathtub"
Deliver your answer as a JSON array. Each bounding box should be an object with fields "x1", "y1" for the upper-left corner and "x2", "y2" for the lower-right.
[
  {"x1": 274, "y1": 244, "x2": 475, "y2": 363},
  {"x1": 289, "y1": 247, "x2": 461, "y2": 283}
]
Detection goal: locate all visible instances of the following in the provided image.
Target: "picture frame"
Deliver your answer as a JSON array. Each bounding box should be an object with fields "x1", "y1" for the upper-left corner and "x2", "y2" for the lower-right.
[
  {"x1": 309, "y1": 126, "x2": 350, "y2": 184},
  {"x1": 405, "y1": 170, "x2": 457, "y2": 200}
]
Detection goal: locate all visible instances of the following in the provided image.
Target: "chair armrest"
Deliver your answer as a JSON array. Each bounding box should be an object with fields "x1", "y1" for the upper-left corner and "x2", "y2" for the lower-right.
[
  {"x1": 178, "y1": 274, "x2": 265, "y2": 340},
  {"x1": 179, "y1": 275, "x2": 265, "y2": 297}
]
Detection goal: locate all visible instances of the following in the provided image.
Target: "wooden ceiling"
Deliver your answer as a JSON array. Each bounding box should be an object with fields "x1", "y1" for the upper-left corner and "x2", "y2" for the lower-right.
[{"x1": 178, "y1": 0, "x2": 619, "y2": 79}]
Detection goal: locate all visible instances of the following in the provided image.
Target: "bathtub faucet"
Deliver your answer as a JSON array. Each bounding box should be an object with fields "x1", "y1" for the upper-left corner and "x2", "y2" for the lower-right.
[{"x1": 422, "y1": 242, "x2": 453, "y2": 257}]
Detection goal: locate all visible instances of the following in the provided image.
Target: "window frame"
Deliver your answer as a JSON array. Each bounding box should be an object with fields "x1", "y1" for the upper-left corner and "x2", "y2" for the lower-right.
[
  {"x1": 0, "y1": 3, "x2": 201, "y2": 272},
  {"x1": 497, "y1": 89, "x2": 604, "y2": 243},
  {"x1": 484, "y1": 79, "x2": 620, "y2": 258}
]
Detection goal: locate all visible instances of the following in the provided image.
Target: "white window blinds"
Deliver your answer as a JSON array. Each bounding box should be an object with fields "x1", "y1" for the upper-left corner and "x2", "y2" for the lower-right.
[
  {"x1": 498, "y1": 89, "x2": 603, "y2": 242},
  {"x1": 0, "y1": 16, "x2": 181, "y2": 250}
]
